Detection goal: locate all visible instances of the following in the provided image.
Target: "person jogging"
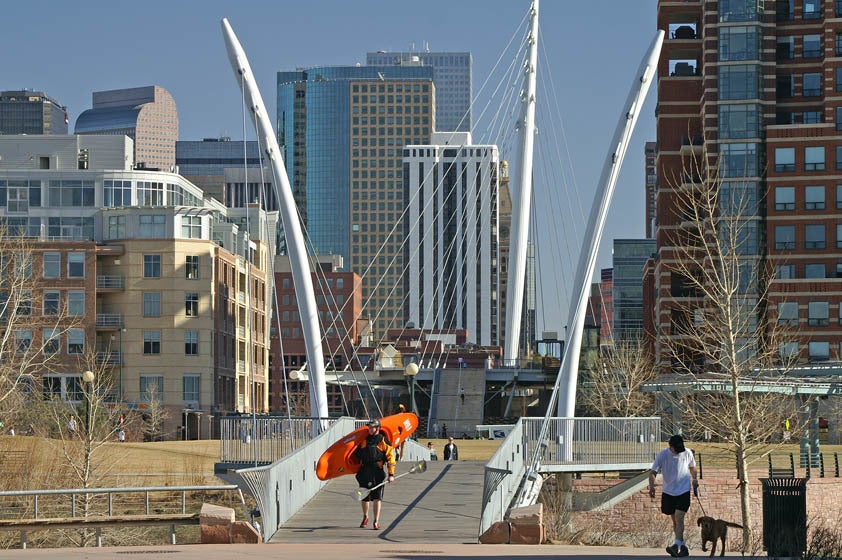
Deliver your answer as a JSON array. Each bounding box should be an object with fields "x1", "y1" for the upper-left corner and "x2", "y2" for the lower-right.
[
  {"x1": 354, "y1": 419, "x2": 396, "y2": 530},
  {"x1": 649, "y1": 434, "x2": 698, "y2": 558}
]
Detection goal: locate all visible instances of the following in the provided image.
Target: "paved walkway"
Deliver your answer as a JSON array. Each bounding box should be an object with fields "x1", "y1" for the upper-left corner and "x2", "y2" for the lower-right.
[{"x1": 2, "y1": 543, "x2": 747, "y2": 559}]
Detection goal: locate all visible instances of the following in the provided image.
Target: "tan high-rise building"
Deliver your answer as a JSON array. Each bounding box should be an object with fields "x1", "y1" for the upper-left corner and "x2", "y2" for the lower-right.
[
  {"x1": 75, "y1": 85, "x2": 178, "y2": 172},
  {"x1": 0, "y1": 135, "x2": 273, "y2": 438}
]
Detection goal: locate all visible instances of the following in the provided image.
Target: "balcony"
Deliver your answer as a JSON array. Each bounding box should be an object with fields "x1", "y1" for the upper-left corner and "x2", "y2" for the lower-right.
[
  {"x1": 95, "y1": 313, "x2": 123, "y2": 329},
  {"x1": 679, "y1": 135, "x2": 704, "y2": 156},
  {"x1": 96, "y1": 351, "x2": 122, "y2": 366},
  {"x1": 97, "y1": 276, "x2": 124, "y2": 291}
]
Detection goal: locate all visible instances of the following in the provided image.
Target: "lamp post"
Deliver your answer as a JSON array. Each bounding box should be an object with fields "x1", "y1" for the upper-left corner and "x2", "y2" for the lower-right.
[
  {"x1": 82, "y1": 370, "x2": 95, "y2": 434},
  {"x1": 404, "y1": 362, "x2": 419, "y2": 416}
]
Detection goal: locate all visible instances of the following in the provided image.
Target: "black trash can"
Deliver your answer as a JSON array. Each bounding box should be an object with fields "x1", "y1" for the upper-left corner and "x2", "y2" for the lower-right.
[{"x1": 761, "y1": 477, "x2": 807, "y2": 557}]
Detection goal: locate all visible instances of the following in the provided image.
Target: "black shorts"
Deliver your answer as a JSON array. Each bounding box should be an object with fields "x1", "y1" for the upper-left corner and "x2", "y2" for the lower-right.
[
  {"x1": 355, "y1": 467, "x2": 386, "y2": 501},
  {"x1": 661, "y1": 491, "x2": 690, "y2": 515}
]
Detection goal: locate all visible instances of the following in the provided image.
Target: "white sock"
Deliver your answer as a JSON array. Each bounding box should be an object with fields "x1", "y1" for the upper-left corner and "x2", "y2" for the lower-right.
[{"x1": 675, "y1": 540, "x2": 684, "y2": 547}]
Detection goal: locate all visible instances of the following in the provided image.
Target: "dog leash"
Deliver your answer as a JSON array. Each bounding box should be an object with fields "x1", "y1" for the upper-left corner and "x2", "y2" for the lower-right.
[{"x1": 695, "y1": 490, "x2": 707, "y2": 517}]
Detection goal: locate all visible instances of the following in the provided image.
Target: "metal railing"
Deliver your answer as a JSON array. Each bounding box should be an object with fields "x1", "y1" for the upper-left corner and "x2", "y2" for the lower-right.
[
  {"x1": 95, "y1": 351, "x2": 121, "y2": 365},
  {"x1": 0, "y1": 484, "x2": 240, "y2": 548},
  {"x1": 95, "y1": 313, "x2": 123, "y2": 328},
  {"x1": 233, "y1": 417, "x2": 356, "y2": 541},
  {"x1": 521, "y1": 417, "x2": 660, "y2": 468},
  {"x1": 479, "y1": 420, "x2": 524, "y2": 538},
  {"x1": 96, "y1": 275, "x2": 124, "y2": 290},
  {"x1": 219, "y1": 416, "x2": 336, "y2": 464}
]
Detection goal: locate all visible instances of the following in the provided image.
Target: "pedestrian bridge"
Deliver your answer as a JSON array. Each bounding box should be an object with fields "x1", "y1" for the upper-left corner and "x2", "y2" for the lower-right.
[{"x1": 215, "y1": 416, "x2": 660, "y2": 542}]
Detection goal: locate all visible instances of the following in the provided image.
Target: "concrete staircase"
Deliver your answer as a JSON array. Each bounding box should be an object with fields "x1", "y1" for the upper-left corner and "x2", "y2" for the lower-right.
[{"x1": 429, "y1": 367, "x2": 485, "y2": 439}]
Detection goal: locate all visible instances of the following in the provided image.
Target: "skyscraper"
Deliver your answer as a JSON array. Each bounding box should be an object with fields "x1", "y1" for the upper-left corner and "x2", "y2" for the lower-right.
[
  {"x1": 403, "y1": 132, "x2": 500, "y2": 345},
  {"x1": 644, "y1": 141, "x2": 657, "y2": 239},
  {"x1": 75, "y1": 86, "x2": 178, "y2": 171},
  {"x1": 277, "y1": 65, "x2": 435, "y2": 335},
  {"x1": 0, "y1": 90, "x2": 67, "y2": 135},
  {"x1": 612, "y1": 239, "x2": 655, "y2": 343},
  {"x1": 655, "y1": 0, "x2": 842, "y2": 369},
  {"x1": 366, "y1": 51, "x2": 472, "y2": 132}
]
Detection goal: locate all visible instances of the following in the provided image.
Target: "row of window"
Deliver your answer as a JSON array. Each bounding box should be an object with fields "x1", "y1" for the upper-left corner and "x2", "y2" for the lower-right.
[
  {"x1": 8, "y1": 290, "x2": 86, "y2": 317},
  {"x1": 142, "y1": 330, "x2": 199, "y2": 355},
  {"x1": 777, "y1": 301, "x2": 842, "y2": 326},
  {"x1": 143, "y1": 254, "x2": 201, "y2": 279},
  {"x1": 142, "y1": 292, "x2": 200, "y2": 317},
  {"x1": 40, "y1": 373, "x2": 199, "y2": 403},
  {"x1": 17, "y1": 252, "x2": 87, "y2": 279},
  {"x1": 773, "y1": 223, "x2": 842, "y2": 250},
  {"x1": 774, "y1": 146, "x2": 827, "y2": 172},
  {"x1": 351, "y1": 83, "x2": 430, "y2": 94},
  {"x1": 776, "y1": 262, "x2": 842, "y2": 279},
  {"x1": 773, "y1": 184, "x2": 842, "y2": 210},
  {"x1": 15, "y1": 328, "x2": 85, "y2": 355},
  {"x1": 779, "y1": 341, "x2": 838, "y2": 363}
]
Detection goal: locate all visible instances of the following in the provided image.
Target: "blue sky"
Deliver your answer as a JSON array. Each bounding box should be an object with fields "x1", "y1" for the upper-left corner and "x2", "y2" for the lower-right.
[{"x1": 3, "y1": 0, "x2": 657, "y2": 333}]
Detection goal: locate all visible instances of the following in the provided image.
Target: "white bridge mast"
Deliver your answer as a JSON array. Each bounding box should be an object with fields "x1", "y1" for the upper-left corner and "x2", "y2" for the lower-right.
[
  {"x1": 221, "y1": 19, "x2": 329, "y2": 427},
  {"x1": 503, "y1": 0, "x2": 540, "y2": 366}
]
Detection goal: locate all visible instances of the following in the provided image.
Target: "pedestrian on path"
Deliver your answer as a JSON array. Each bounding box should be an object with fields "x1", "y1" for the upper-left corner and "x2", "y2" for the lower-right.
[
  {"x1": 354, "y1": 419, "x2": 396, "y2": 530},
  {"x1": 443, "y1": 436, "x2": 458, "y2": 461},
  {"x1": 649, "y1": 434, "x2": 698, "y2": 558},
  {"x1": 427, "y1": 441, "x2": 438, "y2": 460},
  {"x1": 441, "y1": 423, "x2": 447, "y2": 439},
  {"x1": 67, "y1": 415, "x2": 77, "y2": 436},
  {"x1": 460, "y1": 388, "x2": 465, "y2": 404}
]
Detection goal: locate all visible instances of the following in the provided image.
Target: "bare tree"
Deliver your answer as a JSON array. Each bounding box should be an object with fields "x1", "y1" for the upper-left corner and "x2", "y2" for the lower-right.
[
  {"x1": 0, "y1": 233, "x2": 81, "y2": 420},
  {"x1": 660, "y1": 144, "x2": 801, "y2": 551},
  {"x1": 579, "y1": 336, "x2": 658, "y2": 418},
  {"x1": 141, "y1": 384, "x2": 169, "y2": 442}
]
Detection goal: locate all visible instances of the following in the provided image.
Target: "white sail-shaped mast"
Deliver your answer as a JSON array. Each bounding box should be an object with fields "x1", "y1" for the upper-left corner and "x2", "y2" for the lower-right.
[
  {"x1": 221, "y1": 18, "x2": 329, "y2": 427},
  {"x1": 503, "y1": 0, "x2": 540, "y2": 366}
]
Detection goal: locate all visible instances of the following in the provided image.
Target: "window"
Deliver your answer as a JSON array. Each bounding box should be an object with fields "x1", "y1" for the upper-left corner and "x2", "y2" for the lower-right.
[
  {"x1": 720, "y1": 142, "x2": 759, "y2": 177},
  {"x1": 67, "y1": 291, "x2": 85, "y2": 316},
  {"x1": 138, "y1": 181, "x2": 164, "y2": 206},
  {"x1": 803, "y1": 0, "x2": 821, "y2": 19},
  {"x1": 838, "y1": 224, "x2": 842, "y2": 248},
  {"x1": 43, "y1": 328, "x2": 59, "y2": 354},
  {"x1": 775, "y1": 225, "x2": 796, "y2": 249},
  {"x1": 43, "y1": 290, "x2": 59, "y2": 315},
  {"x1": 777, "y1": 74, "x2": 794, "y2": 98},
  {"x1": 143, "y1": 331, "x2": 161, "y2": 354},
  {"x1": 143, "y1": 254, "x2": 161, "y2": 278},
  {"x1": 15, "y1": 329, "x2": 32, "y2": 354},
  {"x1": 805, "y1": 186, "x2": 826, "y2": 209},
  {"x1": 143, "y1": 292, "x2": 161, "y2": 316},
  {"x1": 837, "y1": 263, "x2": 842, "y2": 278},
  {"x1": 67, "y1": 252, "x2": 85, "y2": 278},
  {"x1": 185, "y1": 331, "x2": 199, "y2": 355},
  {"x1": 186, "y1": 255, "x2": 199, "y2": 279},
  {"x1": 17, "y1": 291, "x2": 31, "y2": 316},
  {"x1": 104, "y1": 180, "x2": 131, "y2": 207},
  {"x1": 779, "y1": 341, "x2": 799, "y2": 360},
  {"x1": 775, "y1": 186, "x2": 795, "y2": 210},
  {"x1": 181, "y1": 216, "x2": 202, "y2": 239},
  {"x1": 720, "y1": 0, "x2": 759, "y2": 21},
  {"x1": 43, "y1": 252, "x2": 60, "y2": 278},
  {"x1": 139, "y1": 214, "x2": 165, "y2": 238},
  {"x1": 803, "y1": 73, "x2": 822, "y2": 96},
  {"x1": 837, "y1": 68, "x2": 842, "y2": 92},
  {"x1": 719, "y1": 26, "x2": 759, "y2": 60},
  {"x1": 805, "y1": 146, "x2": 826, "y2": 170},
  {"x1": 140, "y1": 375, "x2": 164, "y2": 400},
  {"x1": 778, "y1": 301, "x2": 798, "y2": 325},
  {"x1": 837, "y1": 147, "x2": 842, "y2": 170},
  {"x1": 805, "y1": 224, "x2": 826, "y2": 249},
  {"x1": 719, "y1": 104, "x2": 760, "y2": 139},
  {"x1": 107, "y1": 215, "x2": 126, "y2": 239},
  {"x1": 776, "y1": 264, "x2": 796, "y2": 279},
  {"x1": 809, "y1": 341, "x2": 830, "y2": 361},
  {"x1": 182, "y1": 375, "x2": 200, "y2": 403},
  {"x1": 775, "y1": 147, "x2": 795, "y2": 172},
  {"x1": 719, "y1": 64, "x2": 759, "y2": 99},
  {"x1": 803, "y1": 34, "x2": 822, "y2": 58},
  {"x1": 185, "y1": 293, "x2": 199, "y2": 316},
  {"x1": 837, "y1": 107, "x2": 842, "y2": 131},
  {"x1": 805, "y1": 263, "x2": 826, "y2": 278},
  {"x1": 809, "y1": 302, "x2": 829, "y2": 326},
  {"x1": 778, "y1": 35, "x2": 795, "y2": 58},
  {"x1": 67, "y1": 328, "x2": 85, "y2": 354}
]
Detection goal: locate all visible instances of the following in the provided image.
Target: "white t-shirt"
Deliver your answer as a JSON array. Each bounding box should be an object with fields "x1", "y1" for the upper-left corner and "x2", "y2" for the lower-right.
[{"x1": 651, "y1": 447, "x2": 696, "y2": 496}]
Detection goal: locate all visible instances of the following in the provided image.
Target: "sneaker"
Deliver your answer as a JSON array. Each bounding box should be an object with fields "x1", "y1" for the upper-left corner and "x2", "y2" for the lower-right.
[
  {"x1": 676, "y1": 545, "x2": 689, "y2": 557},
  {"x1": 359, "y1": 516, "x2": 368, "y2": 528},
  {"x1": 665, "y1": 544, "x2": 679, "y2": 557},
  {"x1": 372, "y1": 522, "x2": 381, "y2": 530}
]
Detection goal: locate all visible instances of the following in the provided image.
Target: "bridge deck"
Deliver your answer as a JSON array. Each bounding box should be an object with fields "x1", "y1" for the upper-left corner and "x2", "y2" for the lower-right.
[{"x1": 270, "y1": 460, "x2": 484, "y2": 544}]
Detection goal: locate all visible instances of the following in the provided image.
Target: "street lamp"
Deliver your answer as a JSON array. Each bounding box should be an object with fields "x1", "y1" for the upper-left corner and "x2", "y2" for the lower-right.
[
  {"x1": 82, "y1": 370, "x2": 95, "y2": 433},
  {"x1": 404, "y1": 362, "x2": 419, "y2": 416}
]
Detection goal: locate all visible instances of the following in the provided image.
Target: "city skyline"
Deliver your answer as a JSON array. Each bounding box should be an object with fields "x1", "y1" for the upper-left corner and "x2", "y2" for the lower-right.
[{"x1": 2, "y1": 0, "x2": 657, "y2": 335}]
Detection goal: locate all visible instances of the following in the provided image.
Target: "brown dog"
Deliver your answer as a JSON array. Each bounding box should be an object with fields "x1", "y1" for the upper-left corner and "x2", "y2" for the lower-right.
[{"x1": 697, "y1": 515, "x2": 743, "y2": 557}]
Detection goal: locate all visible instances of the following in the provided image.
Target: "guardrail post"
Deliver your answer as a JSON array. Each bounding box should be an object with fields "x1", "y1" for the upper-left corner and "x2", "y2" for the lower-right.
[
  {"x1": 21, "y1": 530, "x2": 27, "y2": 550},
  {"x1": 96, "y1": 527, "x2": 102, "y2": 547},
  {"x1": 170, "y1": 524, "x2": 176, "y2": 545}
]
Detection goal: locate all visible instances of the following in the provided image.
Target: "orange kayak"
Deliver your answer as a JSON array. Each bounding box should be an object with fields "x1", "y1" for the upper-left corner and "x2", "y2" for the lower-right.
[{"x1": 316, "y1": 412, "x2": 418, "y2": 480}]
